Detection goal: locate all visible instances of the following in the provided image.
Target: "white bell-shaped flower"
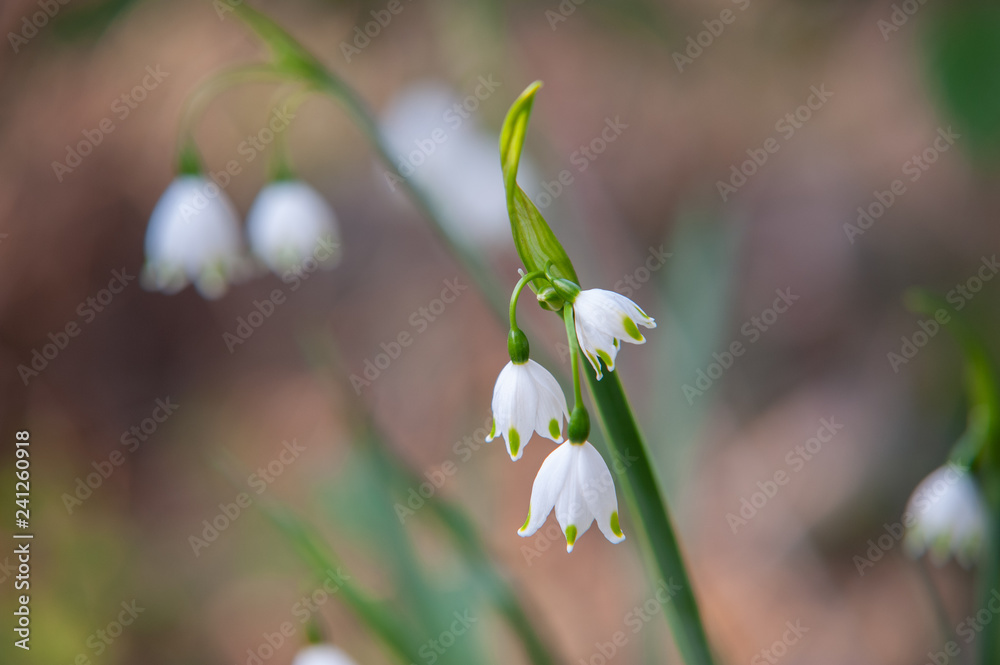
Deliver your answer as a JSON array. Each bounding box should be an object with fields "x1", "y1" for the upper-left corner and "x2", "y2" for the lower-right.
[
  {"x1": 247, "y1": 180, "x2": 340, "y2": 275},
  {"x1": 572, "y1": 289, "x2": 656, "y2": 379},
  {"x1": 291, "y1": 644, "x2": 359, "y2": 665},
  {"x1": 486, "y1": 359, "x2": 569, "y2": 461},
  {"x1": 518, "y1": 441, "x2": 625, "y2": 552},
  {"x1": 142, "y1": 176, "x2": 247, "y2": 299},
  {"x1": 904, "y1": 464, "x2": 987, "y2": 567}
]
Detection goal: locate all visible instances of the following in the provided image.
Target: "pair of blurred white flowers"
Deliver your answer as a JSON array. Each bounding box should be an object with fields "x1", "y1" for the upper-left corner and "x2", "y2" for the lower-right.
[
  {"x1": 488, "y1": 286, "x2": 655, "y2": 552},
  {"x1": 143, "y1": 176, "x2": 339, "y2": 299}
]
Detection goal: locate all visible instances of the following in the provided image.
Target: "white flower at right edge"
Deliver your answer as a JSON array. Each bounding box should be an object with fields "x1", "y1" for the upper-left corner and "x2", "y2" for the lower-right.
[
  {"x1": 292, "y1": 644, "x2": 358, "y2": 665},
  {"x1": 903, "y1": 464, "x2": 987, "y2": 567},
  {"x1": 486, "y1": 359, "x2": 569, "y2": 461},
  {"x1": 247, "y1": 180, "x2": 341, "y2": 275},
  {"x1": 572, "y1": 289, "x2": 656, "y2": 379},
  {"x1": 518, "y1": 441, "x2": 625, "y2": 552},
  {"x1": 142, "y1": 176, "x2": 247, "y2": 299}
]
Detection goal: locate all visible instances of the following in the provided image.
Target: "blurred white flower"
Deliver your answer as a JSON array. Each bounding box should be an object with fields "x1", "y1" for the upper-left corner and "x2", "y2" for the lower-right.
[
  {"x1": 292, "y1": 644, "x2": 358, "y2": 665},
  {"x1": 904, "y1": 464, "x2": 987, "y2": 567},
  {"x1": 379, "y1": 81, "x2": 539, "y2": 247},
  {"x1": 571, "y1": 289, "x2": 656, "y2": 379},
  {"x1": 247, "y1": 180, "x2": 341, "y2": 274},
  {"x1": 142, "y1": 176, "x2": 247, "y2": 299},
  {"x1": 486, "y1": 359, "x2": 569, "y2": 461},
  {"x1": 518, "y1": 441, "x2": 625, "y2": 552}
]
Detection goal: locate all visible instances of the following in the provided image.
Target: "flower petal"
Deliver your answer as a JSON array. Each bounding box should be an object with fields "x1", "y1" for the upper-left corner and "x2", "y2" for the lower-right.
[
  {"x1": 519, "y1": 443, "x2": 573, "y2": 537},
  {"x1": 554, "y1": 444, "x2": 594, "y2": 551},
  {"x1": 578, "y1": 442, "x2": 625, "y2": 544}
]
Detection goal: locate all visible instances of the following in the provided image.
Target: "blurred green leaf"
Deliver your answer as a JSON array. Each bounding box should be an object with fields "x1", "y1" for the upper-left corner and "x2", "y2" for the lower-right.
[{"x1": 924, "y1": 4, "x2": 1000, "y2": 165}]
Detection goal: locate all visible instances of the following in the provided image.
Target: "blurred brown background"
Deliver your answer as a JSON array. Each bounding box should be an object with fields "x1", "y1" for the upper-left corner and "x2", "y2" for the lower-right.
[{"x1": 2, "y1": 0, "x2": 1000, "y2": 663}]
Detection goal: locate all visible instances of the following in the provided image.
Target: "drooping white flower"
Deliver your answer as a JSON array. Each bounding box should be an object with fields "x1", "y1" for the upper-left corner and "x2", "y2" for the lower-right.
[
  {"x1": 142, "y1": 176, "x2": 247, "y2": 299},
  {"x1": 247, "y1": 180, "x2": 341, "y2": 275},
  {"x1": 379, "y1": 81, "x2": 540, "y2": 247},
  {"x1": 291, "y1": 644, "x2": 358, "y2": 665},
  {"x1": 518, "y1": 441, "x2": 625, "y2": 551},
  {"x1": 486, "y1": 360, "x2": 569, "y2": 461},
  {"x1": 904, "y1": 464, "x2": 987, "y2": 567},
  {"x1": 572, "y1": 289, "x2": 656, "y2": 379}
]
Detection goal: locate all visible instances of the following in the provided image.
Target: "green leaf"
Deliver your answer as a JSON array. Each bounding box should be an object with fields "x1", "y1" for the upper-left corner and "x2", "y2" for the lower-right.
[
  {"x1": 499, "y1": 84, "x2": 578, "y2": 286},
  {"x1": 584, "y1": 364, "x2": 717, "y2": 665},
  {"x1": 924, "y1": 5, "x2": 1000, "y2": 165}
]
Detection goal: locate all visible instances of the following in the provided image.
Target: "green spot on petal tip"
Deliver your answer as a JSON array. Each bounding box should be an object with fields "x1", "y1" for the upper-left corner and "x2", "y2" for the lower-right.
[
  {"x1": 622, "y1": 316, "x2": 644, "y2": 342},
  {"x1": 565, "y1": 524, "x2": 577, "y2": 548},
  {"x1": 520, "y1": 508, "x2": 531, "y2": 531},
  {"x1": 509, "y1": 429, "x2": 520, "y2": 457},
  {"x1": 611, "y1": 511, "x2": 623, "y2": 538},
  {"x1": 549, "y1": 418, "x2": 561, "y2": 439}
]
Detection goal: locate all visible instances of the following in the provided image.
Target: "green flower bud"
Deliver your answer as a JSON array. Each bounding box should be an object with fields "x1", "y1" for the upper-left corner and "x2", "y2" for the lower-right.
[
  {"x1": 508, "y1": 328, "x2": 530, "y2": 364},
  {"x1": 551, "y1": 278, "x2": 580, "y2": 304},
  {"x1": 568, "y1": 405, "x2": 590, "y2": 443}
]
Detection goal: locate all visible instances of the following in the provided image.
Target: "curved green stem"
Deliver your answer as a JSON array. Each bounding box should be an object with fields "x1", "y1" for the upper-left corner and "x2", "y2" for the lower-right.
[
  {"x1": 509, "y1": 270, "x2": 546, "y2": 332},
  {"x1": 228, "y1": 2, "x2": 511, "y2": 322},
  {"x1": 176, "y1": 63, "x2": 291, "y2": 172}
]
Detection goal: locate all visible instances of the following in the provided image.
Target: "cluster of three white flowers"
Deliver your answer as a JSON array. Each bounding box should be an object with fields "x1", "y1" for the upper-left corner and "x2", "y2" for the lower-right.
[{"x1": 487, "y1": 288, "x2": 656, "y2": 552}]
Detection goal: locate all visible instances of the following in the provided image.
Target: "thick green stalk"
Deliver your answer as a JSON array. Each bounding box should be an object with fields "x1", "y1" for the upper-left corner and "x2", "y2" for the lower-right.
[{"x1": 584, "y1": 367, "x2": 716, "y2": 665}]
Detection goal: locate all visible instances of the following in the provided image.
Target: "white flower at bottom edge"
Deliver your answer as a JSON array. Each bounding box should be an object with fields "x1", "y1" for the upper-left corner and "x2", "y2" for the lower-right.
[
  {"x1": 142, "y1": 176, "x2": 248, "y2": 299},
  {"x1": 518, "y1": 440, "x2": 625, "y2": 552},
  {"x1": 292, "y1": 644, "x2": 359, "y2": 665},
  {"x1": 247, "y1": 180, "x2": 341, "y2": 275},
  {"x1": 486, "y1": 359, "x2": 569, "y2": 461},
  {"x1": 572, "y1": 289, "x2": 656, "y2": 379},
  {"x1": 903, "y1": 464, "x2": 987, "y2": 567}
]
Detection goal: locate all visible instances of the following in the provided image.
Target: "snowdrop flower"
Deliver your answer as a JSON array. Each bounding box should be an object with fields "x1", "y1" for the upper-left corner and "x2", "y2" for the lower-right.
[
  {"x1": 291, "y1": 644, "x2": 358, "y2": 665},
  {"x1": 142, "y1": 175, "x2": 247, "y2": 299},
  {"x1": 904, "y1": 464, "x2": 987, "y2": 567},
  {"x1": 247, "y1": 180, "x2": 340, "y2": 275},
  {"x1": 379, "y1": 81, "x2": 540, "y2": 247},
  {"x1": 571, "y1": 288, "x2": 656, "y2": 379},
  {"x1": 519, "y1": 440, "x2": 625, "y2": 552},
  {"x1": 486, "y1": 357, "x2": 569, "y2": 461}
]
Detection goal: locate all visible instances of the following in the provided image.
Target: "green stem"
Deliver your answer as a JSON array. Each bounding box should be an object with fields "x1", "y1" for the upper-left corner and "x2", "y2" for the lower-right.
[
  {"x1": 584, "y1": 367, "x2": 716, "y2": 665},
  {"x1": 509, "y1": 270, "x2": 547, "y2": 331},
  {"x1": 562, "y1": 305, "x2": 583, "y2": 409}
]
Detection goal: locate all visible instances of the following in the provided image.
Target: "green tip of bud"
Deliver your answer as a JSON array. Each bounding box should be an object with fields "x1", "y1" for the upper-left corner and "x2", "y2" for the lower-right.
[
  {"x1": 535, "y1": 286, "x2": 565, "y2": 311},
  {"x1": 568, "y1": 405, "x2": 590, "y2": 443},
  {"x1": 551, "y1": 278, "x2": 581, "y2": 304},
  {"x1": 508, "y1": 329, "x2": 530, "y2": 363}
]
